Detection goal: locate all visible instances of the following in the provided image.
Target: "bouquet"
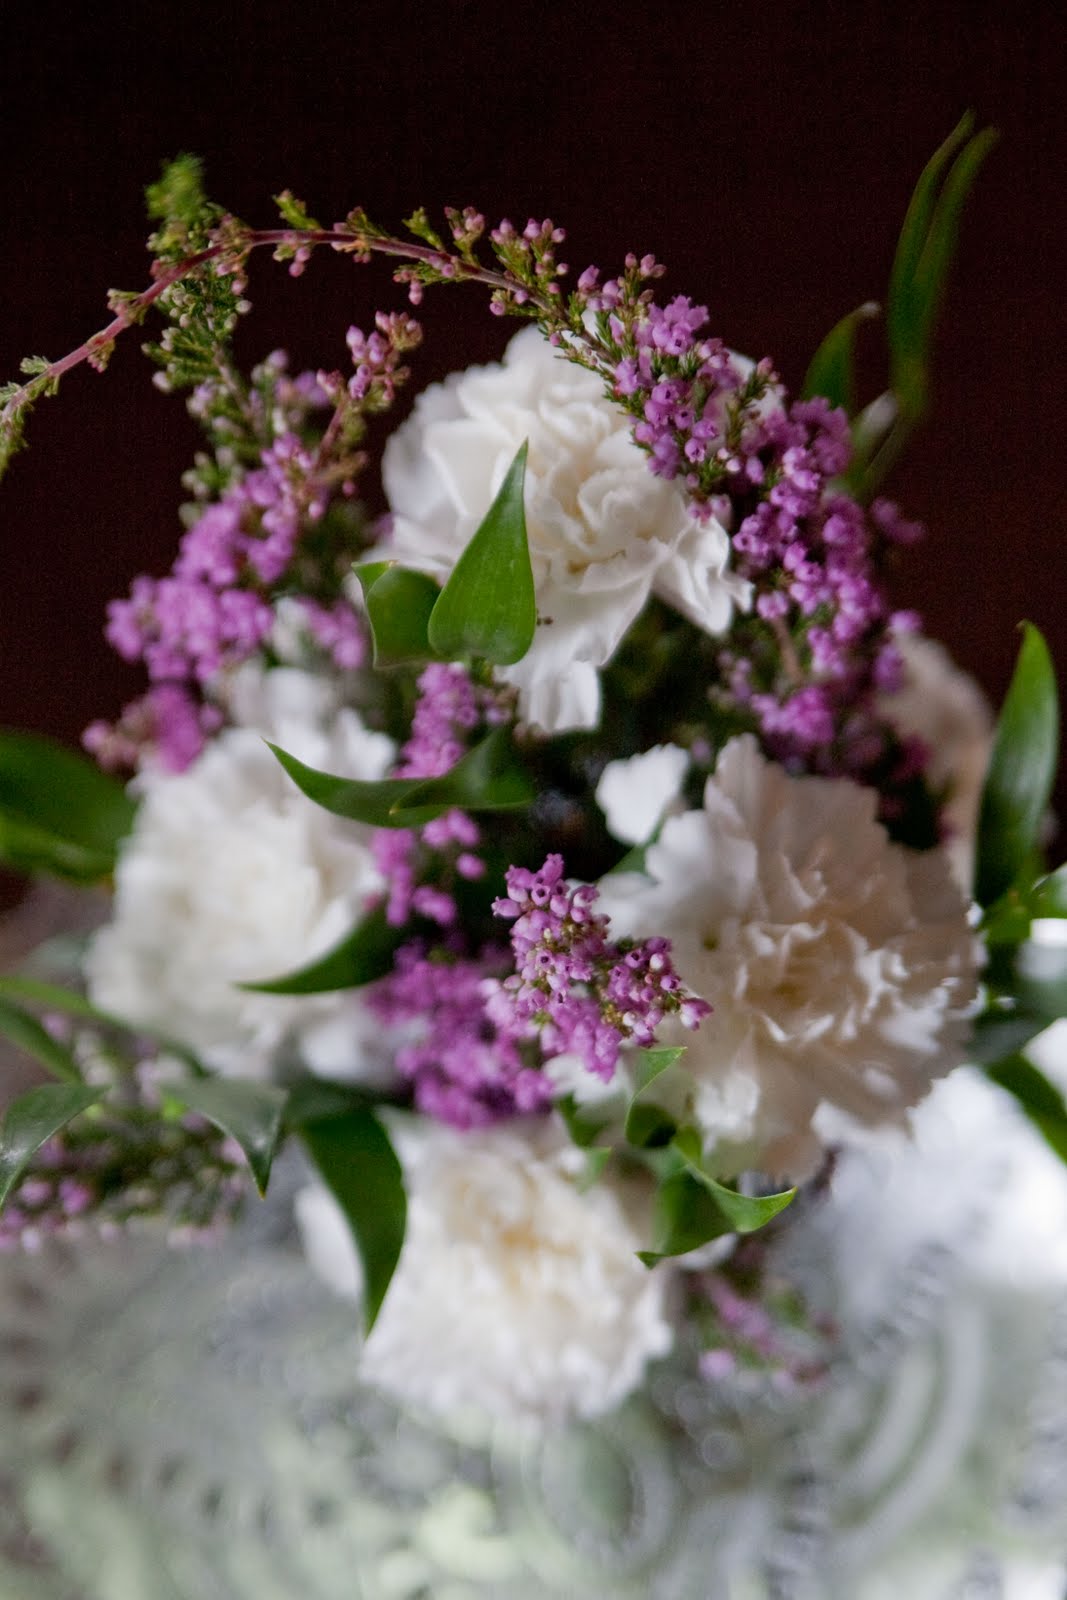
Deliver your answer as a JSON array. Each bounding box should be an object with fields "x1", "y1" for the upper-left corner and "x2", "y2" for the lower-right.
[{"x1": 0, "y1": 114, "x2": 1064, "y2": 1437}]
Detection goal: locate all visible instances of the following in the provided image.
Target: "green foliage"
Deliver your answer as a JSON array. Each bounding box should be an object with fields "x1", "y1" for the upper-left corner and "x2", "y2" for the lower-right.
[
  {"x1": 164, "y1": 1079, "x2": 288, "y2": 1195},
  {"x1": 299, "y1": 1108, "x2": 407, "y2": 1334},
  {"x1": 801, "y1": 301, "x2": 879, "y2": 415},
  {"x1": 268, "y1": 724, "x2": 534, "y2": 829},
  {"x1": 638, "y1": 1129, "x2": 796, "y2": 1265},
  {"x1": 274, "y1": 189, "x2": 323, "y2": 232},
  {"x1": 353, "y1": 563, "x2": 442, "y2": 668},
  {"x1": 623, "y1": 1046, "x2": 687, "y2": 1149},
  {"x1": 145, "y1": 154, "x2": 222, "y2": 258},
  {"x1": 0, "y1": 998, "x2": 84, "y2": 1084},
  {"x1": 887, "y1": 114, "x2": 998, "y2": 427},
  {"x1": 986, "y1": 1052, "x2": 1067, "y2": 1165},
  {"x1": 0, "y1": 974, "x2": 205, "y2": 1077},
  {"x1": 0, "y1": 1083, "x2": 103, "y2": 1208},
  {"x1": 427, "y1": 441, "x2": 537, "y2": 666},
  {"x1": 240, "y1": 904, "x2": 404, "y2": 995},
  {"x1": 974, "y1": 624, "x2": 1059, "y2": 908},
  {"x1": 0, "y1": 730, "x2": 136, "y2": 883}
]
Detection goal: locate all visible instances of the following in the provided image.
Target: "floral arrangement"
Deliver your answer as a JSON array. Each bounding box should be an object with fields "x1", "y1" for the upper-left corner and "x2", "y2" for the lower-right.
[{"x1": 0, "y1": 115, "x2": 1064, "y2": 1429}]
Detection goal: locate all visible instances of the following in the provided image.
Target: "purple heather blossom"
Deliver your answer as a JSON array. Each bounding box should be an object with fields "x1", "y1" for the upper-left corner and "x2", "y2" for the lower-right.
[
  {"x1": 485, "y1": 854, "x2": 711, "y2": 1082},
  {"x1": 84, "y1": 683, "x2": 224, "y2": 773},
  {"x1": 366, "y1": 943, "x2": 552, "y2": 1128}
]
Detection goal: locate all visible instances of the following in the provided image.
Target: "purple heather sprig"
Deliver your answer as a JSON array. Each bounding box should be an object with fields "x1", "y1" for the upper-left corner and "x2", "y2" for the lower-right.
[
  {"x1": 485, "y1": 853, "x2": 711, "y2": 1083},
  {"x1": 372, "y1": 664, "x2": 506, "y2": 929},
  {"x1": 365, "y1": 941, "x2": 552, "y2": 1129}
]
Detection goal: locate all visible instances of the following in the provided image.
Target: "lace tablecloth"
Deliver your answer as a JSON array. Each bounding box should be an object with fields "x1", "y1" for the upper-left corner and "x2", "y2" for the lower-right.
[{"x1": 2, "y1": 892, "x2": 1067, "y2": 1596}]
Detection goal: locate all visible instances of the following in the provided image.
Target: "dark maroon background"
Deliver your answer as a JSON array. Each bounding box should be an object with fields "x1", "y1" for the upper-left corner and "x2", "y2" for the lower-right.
[{"x1": 1, "y1": 1, "x2": 1064, "y2": 866}]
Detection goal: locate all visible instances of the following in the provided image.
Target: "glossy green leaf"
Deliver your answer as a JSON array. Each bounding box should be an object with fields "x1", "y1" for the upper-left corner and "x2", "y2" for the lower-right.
[
  {"x1": 1032, "y1": 864, "x2": 1067, "y2": 921},
  {"x1": 0, "y1": 974, "x2": 206, "y2": 1076},
  {"x1": 269, "y1": 725, "x2": 532, "y2": 830},
  {"x1": 301, "y1": 1108, "x2": 407, "y2": 1334},
  {"x1": 169, "y1": 1078, "x2": 288, "y2": 1195},
  {"x1": 0, "y1": 997, "x2": 83, "y2": 1083},
  {"x1": 240, "y1": 904, "x2": 404, "y2": 996},
  {"x1": 266, "y1": 741, "x2": 417, "y2": 827},
  {"x1": 969, "y1": 1001, "x2": 1049, "y2": 1066},
  {"x1": 975, "y1": 624, "x2": 1060, "y2": 908},
  {"x1": 801, "y1": 301, "x2": 879, "y2": 415},
  {"x1": 354, "y1": 562, "x2": 442, "y2": 668},
  {"x1": 0, "y1": 1083, "x2": 103, "y2": 1207},
  {"x1": 396, "y1": 725, "x2": 534, "y2": 816},
  {"x1": 284, "y1": 1079, "x2": 373, "y2": 1130},
  {"x1": 986, "y1": 1051, "x2": 1067, "y2": 1165},
  {"x1": 0, "y1": 729, "x2": 136, "y2": 882},
  {"x1": 427, "y1": 440, "x2": 536, "y2": 665},
  {"x1": 888, "y1": 114, "x2": 997, "y2": 422},
  {"x1": 672, "y1": 1126, "x2": 797, "y2": 1232},
  {"x1": 556, "y1": 1094, "x2": 613, "y2": 1150},
  {"x1": 624, "y1": 1046, "x2": 686, "y2": 1149}
]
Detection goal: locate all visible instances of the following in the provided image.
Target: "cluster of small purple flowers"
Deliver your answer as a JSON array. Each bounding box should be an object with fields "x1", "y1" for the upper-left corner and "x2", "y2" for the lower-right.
[
  {"x1": 485, "y1": 854, "x2": 711, "y2": 1083},
  {"x1": 372, "y1": 664, "x2": 504, "y2": 927},
  {"x1": 0, "y1": 1104, "x2": 248, "y2": 1252},
  {"x1": 365, "y1": 942, "x2": 552, "y2": 1128},
  {"x1": 715, "y1": 395, "x2": 928, "y2": 788}
]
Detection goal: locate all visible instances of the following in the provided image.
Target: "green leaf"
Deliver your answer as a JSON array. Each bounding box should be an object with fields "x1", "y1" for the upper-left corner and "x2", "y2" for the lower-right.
[
  {"x1": 0, "y1": 730, "x2": 136, "y2": 882},
  {"x1": 240, "y1": 904, "x2": 404, "y2": 995},
  {"x1": 986, "y1": 1051, "x2": 1067, "y2": 1165},
  {"x1": 671, "y1": 1126, "x2": 797, "y2": 1232},
  {"x1": 268, "y1": 725, "x2": 533, "y2": 830},
  {"x1": 888, "y1": 115, "x2": 997, "y2": 422},
  {"x1": 638, "y1": 1131, "x2": 796, "y2": 1266},
  {"x1": 168, "y1": 1079, "x2": 288, "y2": 1195},
  {"x1": 0, "y1": 1083, "x2": 103, "y2": 1207},
  {"x1": 301, "y1": 1109, "x2": 407, "y2": 1334},
  {"x1": 267, "y1": 742, "x2": 421, "y2": 828},
  {"x1": 0, "y1": 974, "x2": 207, "y2": 1076},
  {"x1": 354, "y1": 563, "x2": 442, "y2": 668},
  {"x1": 801, "y1": 301, "x2": 879, "y2": 415},
  {"x1": 1032, "y1": 864, "x2": 1067, "y2": 921},
  {"x1": 0, "y1": 997, "x2": 83, "y2": 1083},
  {"x1": 284, "y1": 1079, "x2": 372, "y2": 1130},
  {"x1": 396, "y1": 725, "x2": 534, "y2": 816},
  {"x1": 969, "y1": 1001, "x2": 1049, "y2": 1065},
  {"x1": 975, "y1": 624, "x2": 1060, "y2": 907},
  {"x1": 556, "y1": 1093, "x2": 618, "y2": 1150},
  {"x1": 624, "y1": 1046, "x2": 687, "y2": 1149},
  {"x1": 427, "y1": 440, "x2": 536, "y2": 665}
]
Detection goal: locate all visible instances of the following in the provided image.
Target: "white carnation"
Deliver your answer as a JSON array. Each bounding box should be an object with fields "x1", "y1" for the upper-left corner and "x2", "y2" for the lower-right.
[
  {"x1": 595, "y1": 742, "x2": 689, "y2": 845},
  {"x1": 86, "y1": 666, "x2": 395, "y2": 1082},
  {"x1": 296, "y1": 1118, "x2": 675, "y2": 1425},
  {"x1": 598, "y1": 736, "x2": 978, "y2": 1178},
  {"x1": 377, "y1": 325, "x2": 750, "y2": 733},
  {"x1": 880, "y1": 634, "x2": 993, "y2": 889}
]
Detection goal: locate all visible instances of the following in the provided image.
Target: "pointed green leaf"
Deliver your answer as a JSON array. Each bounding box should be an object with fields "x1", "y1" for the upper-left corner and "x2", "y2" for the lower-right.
[
  {"x1": 427, "y1": 440, "x2": 536, "y2": 665},
  {"x1": 395, "y1": 725, "x2": 534, "y2": 816},
  {"x1": 0, "y1": 975, "x2": 206, "y2": 1076},
  {"x1": 284, "y1": 1078, "x2": 373, "y2": 1130},
  {"x1": 268, "y1": 726, "x2": 532, "y2": 830},
  {"x1": 888, "y1": 115, "x2": 997, "y2": 421},
  {"x1": 0, "y1": 997, "x2": 83, "y2": 1083},
  {"x1": 624, "y1": 1045, "x2": 687, "y2": 1149},
  {"x1": 240, "y1": 904, "x2": 404, "y2": 995},
  {"x1": 801, "y1": 301, "x2": 879, "y2": 415},
  {"x1": 975, "y1": 624, "x2": 1060, "y2": 908},
  {"x1": 266, "y1": 741, "x2": 417, "y2": 827},
  {"x1": 672, "y1": 1125, "x2": 797, "y2": 1232},
  {"x1": 0, "y1": 1083, "x2": 103, "y2": 1207},
  {"x1": 986, "y1": 1051, "x2": 1067, "y2": 1166},
  {"x1": 1032, "y1": 864, "x2": 1067, "y2": 921},
  {"x1": 556, "y1": 1092, "x2": 618, "y2": 1150},
  {"x1": 169, "y1": 1078, "x2": 288, "y2": 1195},
  {"x1": 301, "y1": 1108, "x2": 407, "y2": 1334},
  {"x1": 637, "y1": 1171, "x2": 737, "y2": 1266},
  {"x1": 0, "y1": 729, "x2": 136, "y2": 882},
  {"x1": 354, "y1": 563, "x2": 442, "y2": 668}
]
